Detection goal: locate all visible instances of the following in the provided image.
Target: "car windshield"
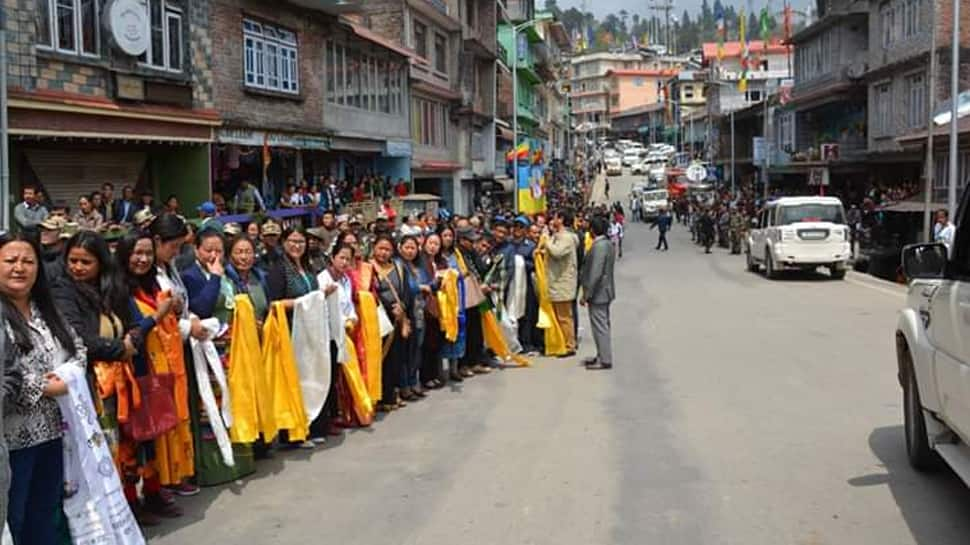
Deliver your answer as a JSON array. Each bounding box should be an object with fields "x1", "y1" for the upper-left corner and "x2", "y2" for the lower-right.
[
  {"x1": 777, "y1": 204, "x2": 846, "y2": 225},
  {"x1": 643, "y1": 190, "x2": 668, "y2": 201}
]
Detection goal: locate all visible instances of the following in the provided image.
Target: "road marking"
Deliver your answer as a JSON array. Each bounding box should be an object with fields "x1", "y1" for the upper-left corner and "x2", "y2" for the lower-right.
[{"x1": 845, "y1": 275, "x2": 906, "y2": 299}]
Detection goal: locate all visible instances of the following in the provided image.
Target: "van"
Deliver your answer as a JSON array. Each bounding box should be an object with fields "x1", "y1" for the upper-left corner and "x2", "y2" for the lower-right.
[{"x1": 745, "y1": 196, "x2": 851, "y2": 279}]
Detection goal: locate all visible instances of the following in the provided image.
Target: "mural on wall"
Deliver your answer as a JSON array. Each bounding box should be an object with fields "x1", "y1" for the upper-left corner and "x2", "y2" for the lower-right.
[{"x1": 505, "y1": 138, "x2": 548, "y2": 213}]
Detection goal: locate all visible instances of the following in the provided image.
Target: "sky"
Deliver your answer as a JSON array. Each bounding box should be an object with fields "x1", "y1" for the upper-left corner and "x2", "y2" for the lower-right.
[{"x1": 554, "y1": 0, "x2": 812, "y2": 20}]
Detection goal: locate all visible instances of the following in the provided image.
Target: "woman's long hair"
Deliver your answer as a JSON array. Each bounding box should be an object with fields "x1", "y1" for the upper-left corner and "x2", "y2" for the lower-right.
[
  {"x1": 281, "y1": 225, "x2": 311, "y2": 271},
  {"x1": 0, "y1": 230, "x2": 77, "y2": 355},
  {"x1": 115, "y1": 232, "x2": 159, "y2": 300},
  {"x1": 62, "y1": 231, "x2": 129, "y2": 324}
]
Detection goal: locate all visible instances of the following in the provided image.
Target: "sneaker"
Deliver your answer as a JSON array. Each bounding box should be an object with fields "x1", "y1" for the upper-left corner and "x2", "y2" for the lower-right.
[
  {"x1": 171, "y1": 482, "x2": 200, "y2": 497},
  {"x1": 299, "y1": 440, "x2": 317, "y2": 449},
  {"x1": 311, "y1": 436, "x2": 327, "y2": 445}
]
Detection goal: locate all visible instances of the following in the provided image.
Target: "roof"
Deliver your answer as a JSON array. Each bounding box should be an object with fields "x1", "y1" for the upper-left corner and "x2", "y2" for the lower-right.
[
  {"x1": 897, "y1": 116, "x2": 970, "y2": 145},
  {"x1": 611, "y1": 102, "x2": 666, "y2": 119},
  {"x1": 345, "y1": 21, "x2": 413, "y2": 59},
  {"x1": 766, "y1": 196, "x2": 845, "y2": 206},
  {"x1": 606, "y1": 69, "x2": 679, "y2": 78},
  {"x1": 702, "y1": 40, "x2": 789, "y2": 61}
]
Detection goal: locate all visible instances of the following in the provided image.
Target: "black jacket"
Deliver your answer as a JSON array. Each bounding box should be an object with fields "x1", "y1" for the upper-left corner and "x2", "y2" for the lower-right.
[{"x1": 50, "y1": 276, "x2": 126, "y2": 364}]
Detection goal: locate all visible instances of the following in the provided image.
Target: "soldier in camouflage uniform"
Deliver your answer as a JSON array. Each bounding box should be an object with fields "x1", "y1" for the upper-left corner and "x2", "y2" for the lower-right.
[{"x1": 729, "y1": 208, "x2": 746, "y2": 255}]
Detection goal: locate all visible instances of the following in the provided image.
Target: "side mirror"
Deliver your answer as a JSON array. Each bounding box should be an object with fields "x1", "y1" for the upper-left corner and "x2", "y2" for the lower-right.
[{"x1": 901, "y1": 243, "x2": 948, "y2": 281}]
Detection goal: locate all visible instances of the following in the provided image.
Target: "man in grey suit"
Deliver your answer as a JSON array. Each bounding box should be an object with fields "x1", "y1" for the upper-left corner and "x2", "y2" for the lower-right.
[{"x1": 580, "y1": 215, "x2": 615, "y2": 370}]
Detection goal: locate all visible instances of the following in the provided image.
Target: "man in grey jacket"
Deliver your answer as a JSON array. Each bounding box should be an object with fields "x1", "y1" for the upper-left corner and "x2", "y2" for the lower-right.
[{"x1": 580, "y1": 215, "x2": 616, "y2": 369}]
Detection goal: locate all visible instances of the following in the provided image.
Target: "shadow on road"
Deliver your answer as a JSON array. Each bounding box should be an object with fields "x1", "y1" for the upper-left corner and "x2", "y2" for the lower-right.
[{"x1": 852, "y1": 426, "x2": 970, "y2": 544}]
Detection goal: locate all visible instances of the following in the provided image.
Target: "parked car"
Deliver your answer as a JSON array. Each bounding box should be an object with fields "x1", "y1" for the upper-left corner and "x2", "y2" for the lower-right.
[
  {"x1": 895, "y1": 199, "x2": 970, "y2": 483},
  {"x1": 631, "y1": 159, "x2": 654, "y2": 175},
  {"x1": 622, "y1": 149, "x2": 641, "y2": 167},
  {"x1": 605, "y1": 157, "x2": 623, "y2": 176},
  {"x1": 744, "y1": 196, "x2": 851, "y2": 279}
]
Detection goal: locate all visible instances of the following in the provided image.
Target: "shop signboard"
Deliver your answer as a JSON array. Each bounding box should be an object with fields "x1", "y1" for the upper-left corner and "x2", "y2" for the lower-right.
[
  {"x1": 217, "y1": 128, "x2": 331, "y2": 150},
  {"x1": 107, "y1": 0, "x2": 149, "y2": 57},
  {"x1": 385, "y1": 140, "x2": 413, "y2": 157}
]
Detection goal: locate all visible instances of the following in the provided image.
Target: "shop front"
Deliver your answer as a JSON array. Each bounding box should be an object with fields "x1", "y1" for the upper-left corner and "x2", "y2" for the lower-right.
[
  {"x1": 8, "y1": 90, "x2": 218, "y2": 215},
  {"x1": 412, "y1": 162, "x2": 462, "y2": 214}
]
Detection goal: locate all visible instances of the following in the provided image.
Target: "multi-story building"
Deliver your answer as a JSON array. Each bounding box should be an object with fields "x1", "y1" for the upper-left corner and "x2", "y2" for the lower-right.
[
  {"x1": 455, "y1": 0, "x2": 498, "y2": 211},
  {"x1": 7, "y1": 0, "x2": 220, "y2": 211},
  {"x1": 605, "y1": 68, "x2": 678, "y2": 118},
  {"x1": 767, "y1": 0, "x2": 870, "y2": 194},
  {"x1": 209, "y1": 1, "x2": 411, "y2": 212},
  {"x1": 534, "y1": 10, "x2": 571, "y2": 161},
  {"x1": 365, "y1": 0, "x2": 466, "y2": 212},
  {"x1": 569, "y1": 51, "x2": 646, "y2": 136},
  {"x1": 866, "y1": 0, "x2": 970, "y2": 202},
  {"x1": 703, "y1": 40, "x2": 792, "y2": 116}
]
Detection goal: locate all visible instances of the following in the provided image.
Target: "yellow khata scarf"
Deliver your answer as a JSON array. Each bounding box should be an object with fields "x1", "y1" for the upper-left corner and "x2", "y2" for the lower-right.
[
  {"x1": 261, "y1": 302, "x2": 309, "y2": 442},
  {"x1": 228, "y1": 295, "x2": 274, "y2": 443},
  {"x1": 584, "y1": 231, "x2": 594, "y2": 253},
  {"x1": 437, "y1": 269, "x2": 460, "y2": 342},
  {"x1": 533, "y1": 242, "x2": 568, "y2": 357},
  {"x1": 356, "y1": 263, "x2": 383, "y2": 403},
  {"x1": 482, "y1": 309, "x2": 530, "y2": 367},
  {"x1": 341, "y1": 337, "x2": 374, "y2": 425}
]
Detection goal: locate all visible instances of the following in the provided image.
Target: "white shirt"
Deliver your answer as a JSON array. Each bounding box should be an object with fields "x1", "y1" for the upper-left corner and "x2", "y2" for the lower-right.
[
  {"x1": 317, "y1": 269, "x2": 358, "y2": 323},
  {"x1": 935, "y1": 221, "x2": 955, "y2": 254}
]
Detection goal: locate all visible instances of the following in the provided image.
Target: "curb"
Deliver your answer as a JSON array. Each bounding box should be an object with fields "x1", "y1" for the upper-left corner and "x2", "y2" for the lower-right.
[{"x1": 846, "y1": 269, "x2": 907, "y2": 296}]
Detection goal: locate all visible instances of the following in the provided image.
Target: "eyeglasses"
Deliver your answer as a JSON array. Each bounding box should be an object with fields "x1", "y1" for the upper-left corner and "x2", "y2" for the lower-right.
[{"x1": 285, "y1": 239, "x2": 307, "y2": 246}]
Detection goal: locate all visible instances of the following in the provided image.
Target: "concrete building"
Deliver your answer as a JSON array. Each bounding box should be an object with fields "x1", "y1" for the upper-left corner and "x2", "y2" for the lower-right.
[
  {"x1": 6, "y1": 0, "x2": 221, "y2": 212},
  {"x1": 569, "y1": 51, "x2": 648, "y2": 136},
  {"x1": 534, "y1": 11, "x2": 571, "y2": 162},
  {"x1": 209, "y1": 1, "x2": 411, "y2": 213},
  {"x1": 606, "y1": 69, "x2": 678, "y2": 118},
  {"x1": 364, "y1": 0, "x2": 466, "y2": 212},
  {"x1": 702, "y1": 40, "x2": 792, "y2": 116}
]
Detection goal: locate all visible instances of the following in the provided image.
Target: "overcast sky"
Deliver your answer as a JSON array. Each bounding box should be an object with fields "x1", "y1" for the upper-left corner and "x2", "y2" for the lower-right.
[{"x1": 554, "y1": 0, "x2": 811, "y2": 19}]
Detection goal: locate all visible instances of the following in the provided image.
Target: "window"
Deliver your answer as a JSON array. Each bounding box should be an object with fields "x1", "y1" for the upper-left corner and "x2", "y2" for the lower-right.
[
  {"x1": 411, "y1": 97, "x2": 449, "y2": 147},
  {"x1": 745, "y1": 89, "x2": 763, "y2": 103},
  {"x1": 684, "y1": 85, "x2": 695, "y2": 100},
  {"x1": 906, "y1": 73, "x2": 925, "y2": 128},
  {"x1": 325, "y1": 38, "x2": 405, "y2": 115},
  {"x1": 932, "y1": 150, "x2": 970, "y2": 203},
  {"x1": 434, "y1": 33, "x2": 447, "y2": 73},
  {"x1": 414, "y1": 21, "x2": 428, "y2": 58},
  {"x1": 881, "y1": 3, "x2": 896, "y2": 48},
  {"x1": 244, "y1": 19, "x2": 299, "y2": 94},
  {"x1": 36, "y1": 0, "x2": 99, "y2": 56},
  {"x1": 874, "y1": 82, "x2": 893, "y2": 135},
  {"x1": 903, "y1": 0, "x2": 920, "y2": 37},
  {"x1": 465, "y1": 0, "x2": 475, "y2": 28},
  {"x1": 777, "y1": 111, "x2": 795, "y2": 152},
  {"x1": 138, "y1": 0, "x2": 182, "y2": 71}
]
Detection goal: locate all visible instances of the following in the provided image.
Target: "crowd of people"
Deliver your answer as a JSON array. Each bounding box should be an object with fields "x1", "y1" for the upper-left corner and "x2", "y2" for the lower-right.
[{"x1": 0, "y1": 168, "x2": 618, "y2": 544}]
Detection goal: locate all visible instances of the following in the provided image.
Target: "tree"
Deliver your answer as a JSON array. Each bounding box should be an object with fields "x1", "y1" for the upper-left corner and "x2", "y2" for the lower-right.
[
  {"x1": 560, "y1": 7, "x2": 585, "y2": 35},
  {"x1": 619, "y1": 9, "x2": 629, "y2": 38}
]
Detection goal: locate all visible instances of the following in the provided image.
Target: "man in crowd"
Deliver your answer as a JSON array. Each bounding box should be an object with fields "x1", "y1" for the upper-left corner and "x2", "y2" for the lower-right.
[
  {"x1": 13, "y1": 185, "x2": 48, "y2": 231},
  {"x1": 315, "y1": 210, "x2": 340, "y2": 251},
  {"x1": 259, "y1": 220, "x2": 283, "y2": 268},
  {"x1": 651, "y1": 206, "x2": 673, "y2": 251},
  {"x1": 581, "y1": 215, "x2": 615, "y2": 370},
  {"x1": 113, "y1": 185, "x2": 137, "y2": 224},
  {"x1": 234, "y1": 180, "x2": 266, "y2": 214},
  {"x1": 934, "y1": 208, "x2": 956, "y2": 255},
  {"x1": 544, "y1": 210, "x2": 580, "y2": 357}
]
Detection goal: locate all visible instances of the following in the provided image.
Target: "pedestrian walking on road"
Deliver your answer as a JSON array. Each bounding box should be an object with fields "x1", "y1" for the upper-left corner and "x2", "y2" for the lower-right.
[
  {"x1": 651, "y1": 207, "x2": 672, "y2": 251},
  {"x1": 698, "y1": 209, "x2": 716, "y2": 254},
  {"x1": 581, "y1": 216, "x2": 615, "y2": 370}
]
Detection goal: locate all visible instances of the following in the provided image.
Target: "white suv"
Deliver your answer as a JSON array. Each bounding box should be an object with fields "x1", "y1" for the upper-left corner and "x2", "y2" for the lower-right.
[
  {"x1": 745, "y1": 196, "x2": 851, "y2": 279},
  {"x1": 896, "y1": 198, "x2": 970, "y2": 484}
]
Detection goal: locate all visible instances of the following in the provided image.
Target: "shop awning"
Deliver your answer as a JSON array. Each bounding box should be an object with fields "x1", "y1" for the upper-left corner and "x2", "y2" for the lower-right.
[
  {"x1": 413, "y1": 160, "x2": 463, "y2": 172},
  {"x1": 497, "y1": 126, "x2": 515, "y2": 141}
]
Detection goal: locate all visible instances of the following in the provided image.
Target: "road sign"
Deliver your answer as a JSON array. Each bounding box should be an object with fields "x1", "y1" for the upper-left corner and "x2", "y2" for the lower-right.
[{"x1": 686, "y1": 164, "x2": 707, "y2": 183}]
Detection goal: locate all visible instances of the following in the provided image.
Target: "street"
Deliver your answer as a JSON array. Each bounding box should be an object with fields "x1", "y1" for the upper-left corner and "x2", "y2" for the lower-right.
[{"x1": 146, "y1": 172, "x2": 970, "y2": 545}]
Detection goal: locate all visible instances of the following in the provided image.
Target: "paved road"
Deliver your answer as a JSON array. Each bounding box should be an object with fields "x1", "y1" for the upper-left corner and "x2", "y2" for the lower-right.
[{"x1": 147, "y1": 172, "x2": 970, "y2": 545}]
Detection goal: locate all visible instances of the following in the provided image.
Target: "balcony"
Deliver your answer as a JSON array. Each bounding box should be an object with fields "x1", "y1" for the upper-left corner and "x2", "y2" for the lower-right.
[
  {"x1": 533, "y1": 42, "x2": 558, "y2": 82},
  {"x1": 515, "y1": 43, "x2": 541, "y2": 85},
  {"x1": 463, "y1": 23, "x2": 497, "y2": 59}
]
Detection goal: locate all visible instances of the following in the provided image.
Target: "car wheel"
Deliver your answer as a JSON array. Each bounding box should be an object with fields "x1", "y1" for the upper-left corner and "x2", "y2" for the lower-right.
[
  {"x1": 829, "y1": 265, "x2": 846, "y2": 280},
  {"x1": 746, "y1": 247, "x2": 759, "y2": 272},
  {"x1": 902, "y1": 351, "x2": 938, "y2": 471},
  {"x1": 765, "y1": 250, "x2": 779, "y2": 280}
]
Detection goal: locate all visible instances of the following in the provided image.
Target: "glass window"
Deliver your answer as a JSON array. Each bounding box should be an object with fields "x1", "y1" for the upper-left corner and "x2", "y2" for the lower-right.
[
  {"x1": 907, "y1": 73, "x2": 925, "y2": 128},
  {"x1": 55, "y1": 0, "x2": 76, "y2": 52},
  {"x1": 777, "y1": 204, "x2": 846, "y2": 225},
  {"x1": 434, "y1": 33, "x2": 447, "y2": 73},
  {"x1": 80, "y1": 0, "x2": 98, "y2": 55},
  {"x1": 414, "y1": 21, "x2": 428, "y2": 58},
  {"x1": 140, "y1": 0, "x2": 183, "y2": 72},
  {"x1": 243, "y1": 18, "x2": 299, "y2": 94},
  {"x1": 37, "y1": 0, "x2": 53, "y2": 48}
]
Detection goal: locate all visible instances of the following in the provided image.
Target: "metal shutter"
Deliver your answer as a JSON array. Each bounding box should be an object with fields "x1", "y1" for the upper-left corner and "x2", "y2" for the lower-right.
[{"x1": 24, "y1": 149, "x2": 148, "y2": 206}]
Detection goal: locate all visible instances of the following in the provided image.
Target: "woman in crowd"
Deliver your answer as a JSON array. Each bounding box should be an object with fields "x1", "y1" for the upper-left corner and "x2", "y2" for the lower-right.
[
  {"x1": 74, "y1": 193, "x2": 105, "y2": 231},
  {"x1": 150, "y1": 213, "x2": 202, "y2": 496},
  {"x1": 372, "y1": 234, "x2": 412, "y2": 410},
  {"x1": 1, "y1": 231, "x2": 86, "y2": 544},
  {"x1": 317, "y1": 241, "x2": 369, "y2": 428},
  {"x1": 397, "y1": 235, "x2": 428, "y2": 400},
  {"x1": 114, "y1": 232, "x2": 184, "y2": 523},
  {"x1": 437, "y1": 225, "x2": 469, "y2": 382},
  {"x1": 226, "y1": 236, "x2": 269, "y2": 323},
  {"x1": 266, "y1": 226, "x2": 317, "y2": 315},
  {"x1": 420, "y1": 233, "x2": 447, "y2": 390}
]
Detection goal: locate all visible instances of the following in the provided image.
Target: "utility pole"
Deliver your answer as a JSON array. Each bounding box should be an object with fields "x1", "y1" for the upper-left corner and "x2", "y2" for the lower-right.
[
  {"x1": 923, "y1": 3, "x2": 937, "y2": 242},
  {"x1": 947, "y1": 0, "x2": 960, "y2": 218},
  {"x1": 649, "y1": 0, "x2": 674, "y2": 53}
]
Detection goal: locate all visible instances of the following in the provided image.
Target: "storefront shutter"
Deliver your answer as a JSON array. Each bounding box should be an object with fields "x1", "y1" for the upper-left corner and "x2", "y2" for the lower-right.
[{"x1": 25, "y1": 149, "x2": 148, "y2": 206}]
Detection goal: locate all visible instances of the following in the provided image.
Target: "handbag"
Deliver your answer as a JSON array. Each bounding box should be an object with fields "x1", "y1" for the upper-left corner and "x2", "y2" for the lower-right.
[
  {"x1": 121, "y1": 373, "x2": 178, "y2": 442},
  {"x1": 376, "y1": 262, "x2": 412, "y2": 339}
]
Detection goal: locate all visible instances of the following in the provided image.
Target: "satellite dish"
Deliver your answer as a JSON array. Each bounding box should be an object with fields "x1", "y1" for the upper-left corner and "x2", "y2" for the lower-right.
[{"x1": 686, "y1": 164, "x2": 707, "y2": 183}]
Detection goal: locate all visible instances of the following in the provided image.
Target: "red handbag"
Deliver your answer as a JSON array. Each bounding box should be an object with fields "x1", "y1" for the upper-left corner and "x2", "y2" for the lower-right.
[{"x1": 121, "y1": 373, "x2": 179, "y2": 442}]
